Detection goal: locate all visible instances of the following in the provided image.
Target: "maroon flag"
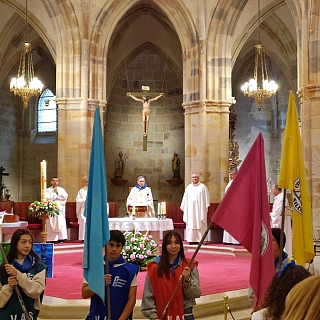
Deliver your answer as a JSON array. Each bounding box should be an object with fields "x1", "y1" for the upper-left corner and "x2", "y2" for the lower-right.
[{"x1": 211, "y1": 133, "x2": 273, "y2": 309}]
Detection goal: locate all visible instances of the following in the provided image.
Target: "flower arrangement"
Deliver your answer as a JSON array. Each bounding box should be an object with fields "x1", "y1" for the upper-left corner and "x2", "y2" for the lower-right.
[
  {"x1": 28, "y1": 200, "x2": 60, "y2": 217},
  {"x1": 122, "y1": 231, "x2": 158, "y2": 267}
]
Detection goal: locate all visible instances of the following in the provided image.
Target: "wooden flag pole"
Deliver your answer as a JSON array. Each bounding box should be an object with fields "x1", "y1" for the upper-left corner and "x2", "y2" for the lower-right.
[
  {"x1": 278, "y1": 188, "x2": 287, "y2": 271},
  {"x1": 104, "y1": 244, "x2": 112, "y2": 320},
  {"x1": 0, "y1": 242, "x2": 30, "y2": 320}
]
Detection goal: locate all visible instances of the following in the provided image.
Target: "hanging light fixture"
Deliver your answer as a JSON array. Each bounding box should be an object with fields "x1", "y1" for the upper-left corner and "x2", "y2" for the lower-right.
[
  {"x1": 10, "y1": 0, "x2": 43, "y2": 109},
  {"x1": 241, "y1": 0, "x2": 278, "y2": 111}
]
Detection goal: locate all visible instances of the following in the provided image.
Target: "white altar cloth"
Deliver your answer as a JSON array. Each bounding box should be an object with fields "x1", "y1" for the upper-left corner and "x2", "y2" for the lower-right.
[
  {"x1": 1, "y1": 221, "x2": 28, "y2": 242},
  {"x1": 108, "y1": 218, "x2": 174, "y2": 243}
]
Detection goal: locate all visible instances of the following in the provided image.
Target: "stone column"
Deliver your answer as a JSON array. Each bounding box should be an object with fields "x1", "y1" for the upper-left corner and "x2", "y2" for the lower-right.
[
  {"x1": 298, "y1": 85, "x2": 320, "y2": 232},
  {"x1": 297, "y1": 0, "x2": 320, "y2": 233},
  {"x1": 183, "y1": 99, "x2": 230, "y2": 202},
  {"x1": 55, "y1": 99, "x2": 106, "y2": 200}
]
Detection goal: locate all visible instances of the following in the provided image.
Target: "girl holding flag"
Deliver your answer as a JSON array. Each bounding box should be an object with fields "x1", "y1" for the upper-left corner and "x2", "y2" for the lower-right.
[
  {"x1": 141, "y1": 230, "x2": 201, "y2": 320},
  {"x1": 0, "y1": 229, "x2": 47, "y2": 320}
]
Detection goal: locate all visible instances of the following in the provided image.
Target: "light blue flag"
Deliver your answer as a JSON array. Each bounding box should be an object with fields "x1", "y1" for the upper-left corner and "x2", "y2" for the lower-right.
[{"x1": 83, "y1": 106, "x2": 110, "y2": 303}]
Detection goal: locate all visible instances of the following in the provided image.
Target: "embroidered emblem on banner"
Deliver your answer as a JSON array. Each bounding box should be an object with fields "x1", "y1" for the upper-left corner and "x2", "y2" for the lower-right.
[
  {"x1": 293, "y1": 177, "x2": 302, "y2": 215},
  {"x1": 260, "y1": 222, "x2": 269, "y2": 256}
]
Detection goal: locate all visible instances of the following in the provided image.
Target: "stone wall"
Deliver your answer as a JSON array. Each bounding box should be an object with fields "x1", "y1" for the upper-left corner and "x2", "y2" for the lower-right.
[{"x1": 106, "y1": 49, "x2": 184, "y2": 214}]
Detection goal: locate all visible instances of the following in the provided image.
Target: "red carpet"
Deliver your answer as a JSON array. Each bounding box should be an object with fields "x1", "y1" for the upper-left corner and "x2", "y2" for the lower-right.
[{"x1": 45, "y1": 249, "x2": 250, "y2": 300}]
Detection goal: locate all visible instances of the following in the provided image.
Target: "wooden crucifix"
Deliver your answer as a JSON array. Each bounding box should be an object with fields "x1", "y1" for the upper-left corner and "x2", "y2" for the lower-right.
[
  {"x1": 127, "y1": 86, "x2": 164, "y2": 151},
  {"x1": 0, "y1": 166, "x2": 9, "y2": 183}
]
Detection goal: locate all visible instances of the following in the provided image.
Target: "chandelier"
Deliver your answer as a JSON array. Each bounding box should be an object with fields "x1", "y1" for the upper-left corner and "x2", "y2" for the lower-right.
[
  {"x1": 9, "y1": 0, "x2": 43, "y2": 109},
  {"x1": 241, "y1": 0, "x2": 278, "y2": 111}
]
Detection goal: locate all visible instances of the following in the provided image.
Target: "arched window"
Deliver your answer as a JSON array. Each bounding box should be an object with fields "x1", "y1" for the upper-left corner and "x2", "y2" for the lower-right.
[{"x1": 37, "y1": 88, "x2": 57, "y2": 133}]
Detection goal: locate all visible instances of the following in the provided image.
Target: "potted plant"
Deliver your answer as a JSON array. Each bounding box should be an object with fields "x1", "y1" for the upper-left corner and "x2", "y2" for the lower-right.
[{"x1": 122, "y1": 231, "x2": 158, "y2": 269}]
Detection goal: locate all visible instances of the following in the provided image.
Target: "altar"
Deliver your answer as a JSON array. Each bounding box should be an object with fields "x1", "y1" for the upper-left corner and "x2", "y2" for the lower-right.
[
  {"x1": 108, "y1": 217, "x2": 174, "y2": 244},
  {"x1": 0, "y1": 221, "x2": 29, "y2": 242}
]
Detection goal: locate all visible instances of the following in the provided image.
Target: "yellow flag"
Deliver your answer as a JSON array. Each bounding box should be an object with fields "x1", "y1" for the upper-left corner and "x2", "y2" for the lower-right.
[{"x1": 278, "y1": 91, "x2": 314, "y2": 264}]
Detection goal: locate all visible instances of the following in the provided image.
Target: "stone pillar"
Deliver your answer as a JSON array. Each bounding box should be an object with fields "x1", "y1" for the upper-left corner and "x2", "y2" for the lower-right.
[
  {"x1": 298, "y1": 85, "x2": 320, "y2": 233},
  {"x1": 183, "y1": 100, "x2": 230, "y2": 202},
  {"x1": 55, "y1": 99, "x2": 106, "y2": 200},
  {"x1": 296, "y1": 1, "x2": 320, "y2": 233}
]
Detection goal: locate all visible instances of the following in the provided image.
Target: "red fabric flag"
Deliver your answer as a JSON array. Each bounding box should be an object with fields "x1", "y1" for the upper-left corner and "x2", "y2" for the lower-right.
[{"x1": 211, "y1": 133, "x2": 273, "y2": 309}]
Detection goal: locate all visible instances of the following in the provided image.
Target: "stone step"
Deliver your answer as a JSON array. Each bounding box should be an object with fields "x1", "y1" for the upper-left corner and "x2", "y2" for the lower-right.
[{"x1": 39, "y1": 289, "x2": 252, "y2": 319}]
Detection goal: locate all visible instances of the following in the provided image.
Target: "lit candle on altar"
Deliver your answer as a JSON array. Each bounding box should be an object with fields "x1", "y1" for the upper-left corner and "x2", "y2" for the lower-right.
[
  {"x1": 158, "y1": 203, "x2": 161, "y2": 218},
  {"x1": 40, "y1": 160, "x2": 47, "y2": 202}
]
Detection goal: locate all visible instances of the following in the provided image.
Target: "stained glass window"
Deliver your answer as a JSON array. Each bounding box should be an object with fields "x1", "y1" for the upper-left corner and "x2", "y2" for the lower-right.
[{"x1": 38, "y1": 88, "x2": 57, "y2": 133}]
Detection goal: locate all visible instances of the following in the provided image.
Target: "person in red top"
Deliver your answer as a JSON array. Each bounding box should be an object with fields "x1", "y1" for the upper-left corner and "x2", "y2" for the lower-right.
[{"x1": 141, "y1": 230, "x2": 201, "y2": 320}]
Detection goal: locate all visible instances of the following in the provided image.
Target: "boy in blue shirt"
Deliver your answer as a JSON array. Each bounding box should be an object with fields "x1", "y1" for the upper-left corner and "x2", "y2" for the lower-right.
[{"x1": 82, "y1": 230, "x2": 139, "y2": 320}]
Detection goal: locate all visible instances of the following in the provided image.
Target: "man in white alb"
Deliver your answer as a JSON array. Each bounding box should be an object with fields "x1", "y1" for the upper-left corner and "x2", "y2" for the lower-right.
[
  {"x1": 76, "y1": 177, "x2": 88, "y2": 241},
  {"x1": 126, "y1": 175, "x2": 155, "y2": 217},
  {"x1": 223, "y1": 168, "x2": 240, "y2": 245},
  {"x1": 46, "y1": 177, "x2": 68, "y2": 242},
  {"x1": 270, "y1": 184, "x2": 292, "y2": 256},
  {"x1": 180, "y1": 173, "x2": 210, "y2": 244}
]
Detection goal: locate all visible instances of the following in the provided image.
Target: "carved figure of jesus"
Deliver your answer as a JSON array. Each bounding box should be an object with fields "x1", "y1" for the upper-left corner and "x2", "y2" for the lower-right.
[{"x1": 127, "y1": 92, "x2": 164, "y2": 136}]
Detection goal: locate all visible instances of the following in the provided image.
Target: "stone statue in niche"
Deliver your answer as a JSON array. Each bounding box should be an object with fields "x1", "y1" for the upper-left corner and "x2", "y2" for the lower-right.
[
  {"x1": 172, "y1": 153, "x2": 181, "y2": 178},
  {"x1": 0, "y1": 180, "x2": 11, "y2": 201},
  {"x1": 115, "y1": 151, "x2": 127, "y2": 178}
]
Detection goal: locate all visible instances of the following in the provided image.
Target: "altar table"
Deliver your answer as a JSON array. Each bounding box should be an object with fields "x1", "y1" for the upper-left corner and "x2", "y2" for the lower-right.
[
  {"x1": 108, "y1": 218, "x2": 174, "y2": 244},
  {"x1": 1, "y1": 221, "x2": 28, "y2": 242}
]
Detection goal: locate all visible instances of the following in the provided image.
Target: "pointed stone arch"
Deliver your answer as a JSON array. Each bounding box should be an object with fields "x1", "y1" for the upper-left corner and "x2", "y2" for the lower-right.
[
  {"x1": 88, "y1": 0, "x2": 199, "y2": 102},
  {"x1": 106, "y1": 42, "x2": 182, "y2": 99}
]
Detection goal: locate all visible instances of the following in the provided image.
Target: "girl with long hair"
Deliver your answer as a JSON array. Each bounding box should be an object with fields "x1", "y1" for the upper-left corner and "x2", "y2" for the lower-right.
[
  {"x1": 141, "y1": 230, "x2": 201, "y2": 320},
  {"x1": 0, "y1": 229, "x2": 46, "y2": 319}
]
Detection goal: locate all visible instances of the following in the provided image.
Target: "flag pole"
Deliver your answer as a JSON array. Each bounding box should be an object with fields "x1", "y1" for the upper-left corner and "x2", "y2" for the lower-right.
[
  {"x1": 104, "y1": 244, "x2": 112, "y2": 320},
  {"x1": 0, "y1": 243, "x2": 30, "y2": 320},
  {"x1": 278, "y1": 188, "x2": 287, "y2": 271},
  {"x1": 159, "y1": 221, "x2": 213, "y2": 320}
]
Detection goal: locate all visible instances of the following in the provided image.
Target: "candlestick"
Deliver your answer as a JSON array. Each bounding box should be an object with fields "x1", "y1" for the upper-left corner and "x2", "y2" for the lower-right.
[
  {"x1": 158, "y1": 203, "x2": 161, "y2": 219},
  {"x1": 160, "y1": 202, "x2": 165, "y2": 220},
  {"x1": 40, "y1": 160, "x2": 47, "y2": 202}
]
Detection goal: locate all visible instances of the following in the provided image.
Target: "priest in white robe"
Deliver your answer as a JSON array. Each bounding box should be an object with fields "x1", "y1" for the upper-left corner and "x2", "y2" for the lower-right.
[
  {"x1": 180, "y1": 173, "x2": 210, "y2": 243},
  {"x1": 46, "y1": 177, "x2": 68, "y2": 242},
  {"x1": 223, "y1": 167, "x2": 240, "y2": 245},
  {"x1": 126, "y1": 175, "x2": 155, "y2": 217},
  {"x1": 76, "y1": 177, "x2": 88, "y2": 241},
  {"x1": 270, "y1": 184, "x2": 292, "y2": 256}
]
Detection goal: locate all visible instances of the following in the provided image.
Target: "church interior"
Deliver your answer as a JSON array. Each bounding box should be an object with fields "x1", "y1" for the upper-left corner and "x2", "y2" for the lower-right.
[{"x1": 0, "y1": 0, "x2": 319, "y2": 318}]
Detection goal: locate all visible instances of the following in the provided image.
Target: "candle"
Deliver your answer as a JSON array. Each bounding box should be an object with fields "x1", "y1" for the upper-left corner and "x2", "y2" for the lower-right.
[
  {"x1": 158, "y1": 203, "x2": 161, "y2": 218},
  {"x1": 132, "y1": 205, "x2": 135, "y2": 220},
  {"x1": 40, "y1": 160, "x2": 47, "y2": 202},
  {"x1": 163, "y1": 202, "x2": 166, "y2": 215}
]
